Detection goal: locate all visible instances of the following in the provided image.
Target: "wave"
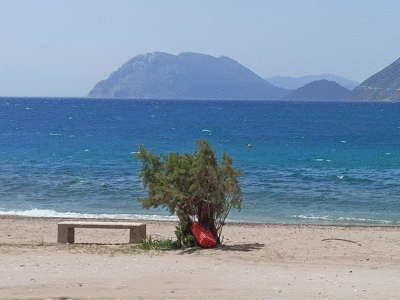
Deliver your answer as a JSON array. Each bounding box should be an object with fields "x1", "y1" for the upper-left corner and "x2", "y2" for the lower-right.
[
  {"x1": 0, "y1": 208, "x2": 398, "y2": 226},
  {"x1": 0, "y1": 208, "x2": 249, "y2": 224},
  {"x1": 0, "y1": 208, "x2": 179, "y2": 221},
  {"x1": 292, "y1": 214, "x2": 397, "y2": 225}
]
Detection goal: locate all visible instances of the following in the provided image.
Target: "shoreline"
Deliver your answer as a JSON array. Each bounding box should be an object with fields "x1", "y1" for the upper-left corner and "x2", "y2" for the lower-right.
[
  {"x1": 1, "y1": 215, "x2": 400, "y2": 299},
  {"x1": 2, "y1": 213, "x2": 400, "y2": 228}
]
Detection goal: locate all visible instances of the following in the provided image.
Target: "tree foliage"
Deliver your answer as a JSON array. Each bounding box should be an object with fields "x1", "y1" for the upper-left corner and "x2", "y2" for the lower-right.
[{"x1": 136, "y1": 139, "x2": 242, "y2": 245}]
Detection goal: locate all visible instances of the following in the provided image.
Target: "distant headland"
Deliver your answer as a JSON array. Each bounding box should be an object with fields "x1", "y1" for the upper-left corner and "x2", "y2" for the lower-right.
[
  {"x1": 284, "y1": 80, "x2": 350, "y2": 101},
  {"x1": 88, "y1": 52, "x2": 400, "y2": 101},
  {"x1": 88, "y1": 52, "x2": 289, "y2": 100},
  {"x1": 347, "y1": 57, "x2": 400, "y2": 101}
]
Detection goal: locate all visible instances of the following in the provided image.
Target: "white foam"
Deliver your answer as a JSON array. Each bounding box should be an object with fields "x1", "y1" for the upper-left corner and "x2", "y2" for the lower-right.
[
  {"x1": 0, "y1": 208, "x2": 178, "y2": 221},
  {"x1": 293, "y1": 214, "x2": 394, "y2": 225}
]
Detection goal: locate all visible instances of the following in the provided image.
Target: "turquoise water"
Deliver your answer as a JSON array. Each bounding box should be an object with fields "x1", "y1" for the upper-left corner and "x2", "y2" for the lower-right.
[{"x1": 1, "y1": 98, "x2": 400, "y2": 224}]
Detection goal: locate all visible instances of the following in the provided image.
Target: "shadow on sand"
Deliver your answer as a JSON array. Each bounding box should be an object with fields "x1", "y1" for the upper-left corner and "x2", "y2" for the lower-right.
[{"x1": 178, "y1": 242, "x2": 264, "y2": 254}]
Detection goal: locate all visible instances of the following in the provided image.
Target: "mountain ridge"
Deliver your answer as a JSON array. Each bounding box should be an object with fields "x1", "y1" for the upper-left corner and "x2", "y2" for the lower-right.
[
  {"x1": 284, "y1": 79, "x2": 350, "y2": 101},
  {"x1": 347, "y1": 57, "x2": 400, "y2": 101},
  {"x1": 266, "y1": 74, "x2": 359, "y2": 90},
  {"x1": 88, "y1": 52, "x2": 290, "y2": 100}
]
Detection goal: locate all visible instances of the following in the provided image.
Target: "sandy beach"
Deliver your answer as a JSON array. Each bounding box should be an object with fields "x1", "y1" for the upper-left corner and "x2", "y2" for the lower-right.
[{"x1": 1, "y1": 216, "x2": 399, "y2": 299}]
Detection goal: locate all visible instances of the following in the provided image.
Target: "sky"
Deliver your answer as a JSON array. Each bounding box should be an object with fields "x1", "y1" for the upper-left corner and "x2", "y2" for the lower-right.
[{"x1": 1, "y1": 0, "x2": 400, "y2": 97}]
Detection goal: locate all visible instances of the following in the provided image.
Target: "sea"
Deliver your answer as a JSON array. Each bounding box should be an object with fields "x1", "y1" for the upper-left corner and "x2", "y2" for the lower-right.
[{"x1": 1, "y1": 97, "x2": 400, "y2": 225}]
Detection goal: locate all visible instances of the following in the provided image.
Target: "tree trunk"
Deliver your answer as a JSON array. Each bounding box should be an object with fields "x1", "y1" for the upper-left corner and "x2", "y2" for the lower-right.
[{"x1": 202, "y1": 214, "x2": 221, "y2": 245}]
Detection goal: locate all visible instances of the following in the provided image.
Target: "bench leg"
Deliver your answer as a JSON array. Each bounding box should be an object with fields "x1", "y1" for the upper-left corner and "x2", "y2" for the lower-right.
[
  {"x1": 67, "y1": 227, "x2": 75, "y2": 243},
  {"x1": 129, "y1": 224, "x2": 146, "y2": 243},
  {"x1": 58, "y1": 224, "x2": 75, "y2": 243}
]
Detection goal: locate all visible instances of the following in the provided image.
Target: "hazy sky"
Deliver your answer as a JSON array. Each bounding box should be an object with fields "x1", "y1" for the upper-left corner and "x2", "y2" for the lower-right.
[{"x1": 1, "y1": 0, "x2": 400, "y2": 97}]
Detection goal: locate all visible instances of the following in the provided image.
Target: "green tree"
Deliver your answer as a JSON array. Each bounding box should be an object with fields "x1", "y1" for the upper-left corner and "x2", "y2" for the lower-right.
[{"x1": 136, "y1": 139, "x2": 242, "y2": 245}]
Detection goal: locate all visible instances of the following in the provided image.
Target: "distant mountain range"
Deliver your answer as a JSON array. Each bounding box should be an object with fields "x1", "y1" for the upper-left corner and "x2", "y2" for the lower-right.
[
  {"x1": 284, "y1": 80, "x2": 350, "y2": 101},
  {"x1": 88, "y1": 52, "x2": 289, "y2": 100},
  {"x1": 266, "y1": 74, "x2": 359, "y2": 90},
  {"x1": 88, "y1": 51, "x2": 400, "y2": 102},
  {"x1": 347, "y1": 57, "x2": 400, "y2": 101}
]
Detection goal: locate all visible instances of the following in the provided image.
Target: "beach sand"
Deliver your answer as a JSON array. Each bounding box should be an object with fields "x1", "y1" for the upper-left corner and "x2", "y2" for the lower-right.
[{"x1": 1, "y1": 216, "x2": 399, "y2": 299}]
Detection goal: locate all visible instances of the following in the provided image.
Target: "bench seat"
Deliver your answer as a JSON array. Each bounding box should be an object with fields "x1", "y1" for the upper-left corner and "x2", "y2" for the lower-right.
[{"x1": 57, "y1": 221, "x2": 146, "y2": 244}]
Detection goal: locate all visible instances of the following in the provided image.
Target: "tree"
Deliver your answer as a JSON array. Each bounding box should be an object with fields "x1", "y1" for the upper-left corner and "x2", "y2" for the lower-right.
[{"x1": 136, "y1": 139, "x2": 242, "y2": 245}]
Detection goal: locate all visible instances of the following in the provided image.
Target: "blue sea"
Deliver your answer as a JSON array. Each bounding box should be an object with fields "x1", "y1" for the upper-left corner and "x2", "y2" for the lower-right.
[{"x1": 1, "y1": 97, "x2": 400, "y2": 225}]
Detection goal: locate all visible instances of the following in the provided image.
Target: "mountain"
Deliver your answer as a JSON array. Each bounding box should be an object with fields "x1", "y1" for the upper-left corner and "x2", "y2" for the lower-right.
[
  {"x1": 266, "y1": 74, "x2": 359, "y2": 90},
  {"x1": 347, "y1": 57, "x2": 400, "y2": 101},
  {"x1": 284, "y1": 79, "x2": 350, "y2": 101},
  {"x1": 88, "y1": 52, "x2": 290, "y2": 100}
]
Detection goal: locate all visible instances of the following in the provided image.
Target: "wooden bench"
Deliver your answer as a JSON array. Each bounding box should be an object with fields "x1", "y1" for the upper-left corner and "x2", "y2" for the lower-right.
[{"x1": 57, "y1": 221, "x2": 146, "y2": 244}]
